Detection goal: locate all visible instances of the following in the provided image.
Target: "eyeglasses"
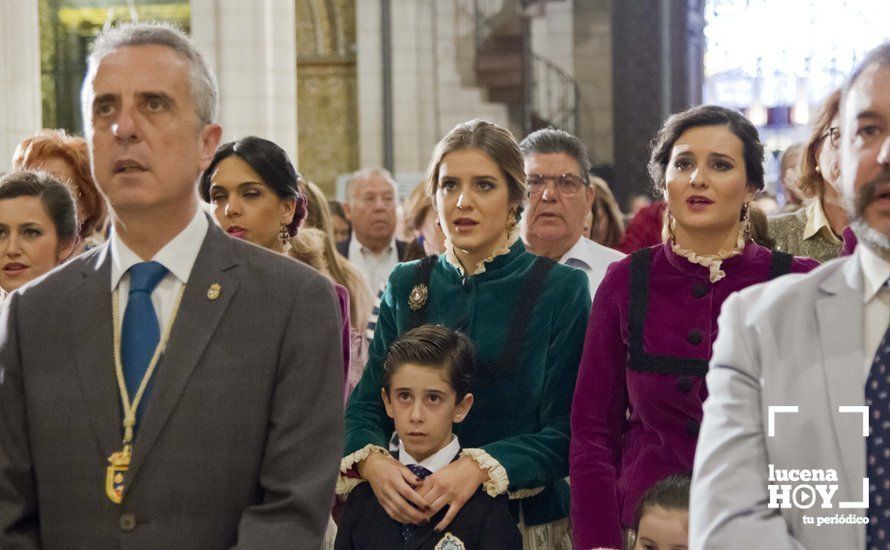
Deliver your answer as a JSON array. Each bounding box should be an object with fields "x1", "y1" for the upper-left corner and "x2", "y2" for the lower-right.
[
  {"x1": 821, "y1": 126, "x2": 840, "y2": 148},
  {"x1": 527, "y1": 173, "x2": 586, "y2": 196}
]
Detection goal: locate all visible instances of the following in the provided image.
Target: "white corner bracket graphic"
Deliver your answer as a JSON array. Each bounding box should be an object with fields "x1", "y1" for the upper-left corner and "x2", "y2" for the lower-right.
[
  {"x1": 768, "y1": 405, "x2": 799, "y2": 437},
  {"x1": 840, "y1": 477, "x2": 870, "y2": 509},
  {"x1": 838, "y1": 406, "x2": 870, "y2": 437}
]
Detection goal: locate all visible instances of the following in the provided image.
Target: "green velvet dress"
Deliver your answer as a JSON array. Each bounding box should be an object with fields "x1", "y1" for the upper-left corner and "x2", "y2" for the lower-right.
[{"x1": 343, "y1": 240, "x2": 590, "y2": 526}]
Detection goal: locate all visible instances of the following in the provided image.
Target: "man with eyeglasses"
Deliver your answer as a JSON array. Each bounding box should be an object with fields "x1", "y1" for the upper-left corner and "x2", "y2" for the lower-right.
[{"x1": 519, "y1": 128, "x2": 624, "y2": 294}]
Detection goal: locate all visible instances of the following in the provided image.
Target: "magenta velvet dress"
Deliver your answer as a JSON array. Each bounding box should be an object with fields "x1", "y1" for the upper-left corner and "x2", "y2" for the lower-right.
[{"x1": 569, "y1": 241, "x2": 818, "y2": 549}]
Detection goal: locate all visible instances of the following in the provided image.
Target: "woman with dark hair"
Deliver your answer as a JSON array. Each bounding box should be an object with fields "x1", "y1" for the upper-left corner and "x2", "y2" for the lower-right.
[
  {"x1": 200, "y1": 136, "x2": 308, "y2": 253},
  {"x1": 341, "y1": 119, "x2": 590, "y2": 548},
  {"x1": 769, "y1": 89, "x2": 848, "y2": 261},
  {"x1": 0, "y1": 171, "x2": 79, "y2": 297},
  {"x1": 13, "y1": 129, "x2": 107, "y2": 253},
  {"x1": 200, "y1": 136, "x2": 351, "y2": 393},
  {"x1": 569, "y1": 105, "x2": 819, "y2": 549}
]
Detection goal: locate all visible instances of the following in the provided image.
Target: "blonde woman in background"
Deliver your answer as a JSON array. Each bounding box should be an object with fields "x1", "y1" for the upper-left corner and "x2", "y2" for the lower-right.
[
  {"x1": 403, "y1": 181, "x2": 446, "y2": 256},
  {"x1": 768, "y1": 89, "x2": 848, "y2": 262}
]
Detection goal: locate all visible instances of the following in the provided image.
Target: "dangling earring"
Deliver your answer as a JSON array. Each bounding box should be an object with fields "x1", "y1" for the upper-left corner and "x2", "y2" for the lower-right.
[
  {"x1": 740, "y1": 202, "x2": 751, "y2": 239},
  {"x1": 666, "y1": 210, "x2": 677, "y2": 244},
  {"x1": 278, "y1": 222, "x2": 290, "y2": 246},
  {"x1": 505, "y1": 211, "x2": 517, "y2": 234}
]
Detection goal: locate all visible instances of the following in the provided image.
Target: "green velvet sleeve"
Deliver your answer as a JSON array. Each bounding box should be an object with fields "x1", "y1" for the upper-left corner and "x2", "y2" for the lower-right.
[{"x1": 479, "y1": 268, "x2": 591, "y2": 490}]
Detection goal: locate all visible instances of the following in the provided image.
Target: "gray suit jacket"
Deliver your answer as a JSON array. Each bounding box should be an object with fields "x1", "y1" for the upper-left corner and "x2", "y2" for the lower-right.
[
  {"x1": 0, "y1": 222, "x2": 344, "y2": 549},
  {"x1": 691, "y1": 254, "x2": 867, "y2": 549}
]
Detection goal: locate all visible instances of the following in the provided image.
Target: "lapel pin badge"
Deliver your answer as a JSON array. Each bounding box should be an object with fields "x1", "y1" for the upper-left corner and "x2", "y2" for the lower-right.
[{"x1": 207, "y1": 283, "x2": 221, "y2": 300}]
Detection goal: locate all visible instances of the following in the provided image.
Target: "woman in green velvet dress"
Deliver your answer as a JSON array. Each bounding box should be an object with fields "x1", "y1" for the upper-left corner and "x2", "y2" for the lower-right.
[{"x1": 338, "y1": 120, "x2": 590, "y2": 549}]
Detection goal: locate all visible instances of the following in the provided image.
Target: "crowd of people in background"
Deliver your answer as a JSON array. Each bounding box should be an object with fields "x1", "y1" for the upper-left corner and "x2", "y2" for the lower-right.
[{"x1": 0, "y1": 21, "x2": 887, "y2": 550}]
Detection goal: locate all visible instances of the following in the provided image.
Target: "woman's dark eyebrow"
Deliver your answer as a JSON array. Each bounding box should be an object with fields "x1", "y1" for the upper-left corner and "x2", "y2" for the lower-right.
[{"x1": 709, "y1": 152, "x2": 737, "y2": 162}]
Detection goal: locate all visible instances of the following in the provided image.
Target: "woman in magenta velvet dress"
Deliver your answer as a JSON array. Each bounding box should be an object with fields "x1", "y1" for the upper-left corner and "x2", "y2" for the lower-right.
[{"x1": 569, "y1": 105, "x2": 819, "y2": 550}]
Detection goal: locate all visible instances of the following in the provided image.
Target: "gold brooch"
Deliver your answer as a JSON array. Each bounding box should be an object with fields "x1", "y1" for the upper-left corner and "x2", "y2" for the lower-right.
[
  {"x1": 408, "y1": 283, "x2": 428, "y2": 311},
  {"x1": 207, "y1": 283, "x2": 221, "y2": 300}
]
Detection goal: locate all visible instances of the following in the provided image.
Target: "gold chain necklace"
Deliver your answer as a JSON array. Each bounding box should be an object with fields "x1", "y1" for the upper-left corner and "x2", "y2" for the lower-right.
[{"x1": 105, "y1": 284, "x2": 185, "y2": 504}]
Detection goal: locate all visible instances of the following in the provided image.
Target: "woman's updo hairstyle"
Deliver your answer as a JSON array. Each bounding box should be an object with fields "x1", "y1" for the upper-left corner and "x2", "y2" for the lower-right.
[
  {"x1": 200, "y1": 136, "x2": 308, "y2": 236},
  {"x1": 648, "y1": 105, "x2": 765, "y2": 194},
  {"x1": 424, "y1": 119, "x2": 527, "y2": 221}
]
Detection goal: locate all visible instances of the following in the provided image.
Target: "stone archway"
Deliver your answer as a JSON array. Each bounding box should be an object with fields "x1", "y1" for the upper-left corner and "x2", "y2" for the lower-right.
[{"x1": 296, "y1": 0, "x2": 358, "y2": 197}]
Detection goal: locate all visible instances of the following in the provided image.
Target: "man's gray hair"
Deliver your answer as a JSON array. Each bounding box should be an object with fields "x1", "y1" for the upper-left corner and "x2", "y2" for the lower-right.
[
  {"x1": 80, "y1": 22, "x2": 218, "y2": 126},
  {"x1": 345, "y1": 167, "x2": 399, "y2": 204},
  {"x1": 519, "y1": 127, "x2": 591, "y2": 184}
]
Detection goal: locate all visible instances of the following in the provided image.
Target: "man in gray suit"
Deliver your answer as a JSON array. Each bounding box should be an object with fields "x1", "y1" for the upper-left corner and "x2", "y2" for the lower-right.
[
  {"x1": 0, "y1": 23, "x2": 343, "y2": 549},
  {"x1": 691, "y1": 42, "x2": 890, "y2": 549}
]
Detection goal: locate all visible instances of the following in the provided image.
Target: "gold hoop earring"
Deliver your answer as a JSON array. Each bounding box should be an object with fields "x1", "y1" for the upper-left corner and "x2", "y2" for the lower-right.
[{"x1": 278, "y1": 223, "x2": 290, "y2": 246}]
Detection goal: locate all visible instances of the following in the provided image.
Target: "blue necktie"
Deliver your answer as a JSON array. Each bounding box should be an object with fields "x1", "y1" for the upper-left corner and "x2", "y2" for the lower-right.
[
  {"x1": 866, "y1": 279, "x2": 890, "y2": 550},
  {"x1": 400, "y1": 464, "x2": 432, "y2": 541},
  {"x1": 121, "y1": 262, "x2": 168, "y2": 426}
]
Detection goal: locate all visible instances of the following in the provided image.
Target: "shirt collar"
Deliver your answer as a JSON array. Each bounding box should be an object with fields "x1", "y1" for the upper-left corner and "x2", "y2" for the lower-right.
[
  {"x1": 398, "y1": 435, "x2": 460, "y2": 474},
  {"x1": 858, "y1": 242, "x2": 890, "y2": 303},
  {"x1": 349, "y1": 234, "x2": 396, "y2": 258},
  {"x1": 110, "y1": 208, "x2": 209, "y2": 290},
  {"x1": 803, "y1": 200, "x2": 842, "y2": 244},
  {"x1": 558, "y1": 236, "x2": 593, "y2": 270}
]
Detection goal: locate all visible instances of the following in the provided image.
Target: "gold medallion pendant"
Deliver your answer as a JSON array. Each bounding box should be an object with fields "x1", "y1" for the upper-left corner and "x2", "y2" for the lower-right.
[
  {"x1": 106, "y1": 446, "x2": 131, "y2": 504},
  {"x1": 408, "y1": 283, "x2": 428, "y2": 311}
]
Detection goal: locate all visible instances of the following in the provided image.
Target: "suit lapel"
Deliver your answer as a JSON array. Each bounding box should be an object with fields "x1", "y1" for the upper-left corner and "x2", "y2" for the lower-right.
[
  {"x1": 71, "y1": 245, "x2": 122, "y2": 459},
  {"x1": 816, "y1": 257, "x2": 865, "y2": 492},
  {"x1": 124, "y1": 225, "x2": 240, "y2": 488}
]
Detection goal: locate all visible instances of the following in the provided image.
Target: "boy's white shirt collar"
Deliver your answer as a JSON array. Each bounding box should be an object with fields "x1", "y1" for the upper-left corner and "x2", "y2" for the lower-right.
[{"x1": 398, "y1": 434, "x2": 460, "y2": 473}]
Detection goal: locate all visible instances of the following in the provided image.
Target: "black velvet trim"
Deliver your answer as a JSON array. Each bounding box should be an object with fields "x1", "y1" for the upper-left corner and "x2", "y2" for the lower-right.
[
  {"x1": 769, "y1": 250, "x2": 793, "y2": 280},
  {"x1": 407, "y1": 254, "x2": 554, "y2": 376},
  {"x1": 627, "y1": 247, "x2": 708, "y2": 377},
  {"x1": 408, "y1": 254, "x2": 438, "y2": 330},
  {"x1": 499, "y1": 256, "x2": 557, "y2": 372}
]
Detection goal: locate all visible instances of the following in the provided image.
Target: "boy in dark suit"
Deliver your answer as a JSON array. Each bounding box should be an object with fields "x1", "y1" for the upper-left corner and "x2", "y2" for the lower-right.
[{"x1": 335, "y1": 325, "x2": 522, "y2": 550}]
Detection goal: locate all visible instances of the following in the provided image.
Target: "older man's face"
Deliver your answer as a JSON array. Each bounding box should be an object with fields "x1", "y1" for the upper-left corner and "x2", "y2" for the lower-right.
[
  {"x1": 524, "y1": 152, "x2": 594, "y2": 248},
  {"x1": 85, "y1": 45, "x2": 220, "y2": 216},
  {"x1": 347, "y1": 174, "x2": 397, "y2": 245},
  {"x1": 840, "y1": 62, "x2": 890, "y2": 238}
]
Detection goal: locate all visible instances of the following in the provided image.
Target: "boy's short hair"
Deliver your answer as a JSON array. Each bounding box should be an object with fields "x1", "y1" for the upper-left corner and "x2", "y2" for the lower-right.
[
  {"x1": 633, "y1": 473, "x2": 692, "y2": 530},
  {"x1": 382, "y1": 325, "x2": 476, "y2": 401}
]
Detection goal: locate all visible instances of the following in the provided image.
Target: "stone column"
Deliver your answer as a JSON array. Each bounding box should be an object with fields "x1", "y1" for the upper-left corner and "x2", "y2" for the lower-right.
[
  {"x1": 190, "y1": 0, "x2": 299, "y2": 163},
  {"x1": 0, "y1": 0, "x2": 41, "y2": 165}
]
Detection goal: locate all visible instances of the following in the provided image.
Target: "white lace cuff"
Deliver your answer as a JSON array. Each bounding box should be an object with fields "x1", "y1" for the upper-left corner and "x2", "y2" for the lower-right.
[
  {"x1": 461, "y1": 448, "x2": 509, "y2": 497},
  {"x1": 336, "y1": 444, "x2": 389, "y2": 495},
  {"x1": 507, "y1": 486, "x2": 544, "y2": 500}
]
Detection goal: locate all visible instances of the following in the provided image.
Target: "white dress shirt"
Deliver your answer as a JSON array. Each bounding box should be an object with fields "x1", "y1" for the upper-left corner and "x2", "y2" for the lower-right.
[
  {"x1": 859, "y1": 244, "x2": 890, "y2": 374},
  {"x1": 558, "y1": 236, "x2": 625, "y2": 297},
  {"x1": 398, "y1": 434, "x2": 461, "y2": 474},
  {"x1": 110, "y1": 208, "x2": 208, "y2": 333},
  {"x1": 349, "y1": 236, "x2": 399, "y2": 295}
]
